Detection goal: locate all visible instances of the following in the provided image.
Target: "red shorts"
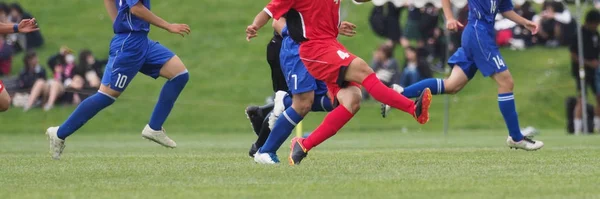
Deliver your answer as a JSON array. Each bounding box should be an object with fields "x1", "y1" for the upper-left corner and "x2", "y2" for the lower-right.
[
  {"x1": 299, "y1": 40, "x2": 360, "y2": 97},
  {"x1": 0, "y1": 80, "x2": 4, "y2": 93}
]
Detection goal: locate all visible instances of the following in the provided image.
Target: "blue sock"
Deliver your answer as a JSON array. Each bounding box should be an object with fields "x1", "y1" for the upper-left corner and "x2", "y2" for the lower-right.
[
  {"x1": 403, "y1": 78, "x2": 445, "y2": 98},
  {"x1": 283, "y1": 94, "x2": 292, "y2": 109},
  {"x1": 311, "y1": 94, "x2": 333, "y2": 112},
  {"x1": 260, "y1": 107, "x2": 303, "y2": 153},
  {"x1": 148, "y1": 71, "x2": 189, "y2": 130},
  {"x1": 498, "y1": 92, "x2": 523, "y2": 141},
  {"x1": 57, "y1": 92, "x2": 115, "y2": 139}
]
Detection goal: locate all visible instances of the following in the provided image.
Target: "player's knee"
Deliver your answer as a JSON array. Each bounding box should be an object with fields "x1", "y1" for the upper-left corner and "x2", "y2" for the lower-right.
[
  {"x1": 444, "y1": 81, "x2": 461, "y2": 94},
  {"x1": 294, "y1": 100, "x2": 313, "y2": 115},
  {"x1": 339, "y1": 93, "x2": 362, "y2": 114},
  {"x1": 346, "y1": 58, "x2": 374, "y2": 83},
  {"x1": 499, "y1": 77, "x2": 514, "y2": 91}
]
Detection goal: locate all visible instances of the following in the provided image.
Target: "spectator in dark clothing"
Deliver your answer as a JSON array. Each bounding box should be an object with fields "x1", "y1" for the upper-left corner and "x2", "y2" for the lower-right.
[
  {"x1": 74, "y1": 49, "x2": 105, "y2": 88},
  {"x1": 19, "y1": 51, "x2": 47, "y2": 111},
  {"x1": 535, "y1": 1, "x2": 574, "y2": 47},
  {"x1": 7, "y1": 3, "x2": 43, "y2": 51},
  {"x1": 401, "y1": 6, "x2": 424, "y2": 48},
  {"x1": 45, "y1": 46, "x2": 80, "y2": 111},
  {"x1": 369, "y1": 2, "x2": 404, "y2": 46},
  {"x1": 570, "y1": 10, "x2": 600, "y2": 133},
  {"x1": 399, "y1": 46, "x2": 432, "y2": 87}
]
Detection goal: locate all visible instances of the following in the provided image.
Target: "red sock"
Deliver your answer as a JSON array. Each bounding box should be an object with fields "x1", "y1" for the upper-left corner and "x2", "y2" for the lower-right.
[
  {"x1": 303, "y1": 106, "x2": 354, "y2": 151},
  {"x1": 362, "y1": 73, "x2": 415, "y2": 113}
]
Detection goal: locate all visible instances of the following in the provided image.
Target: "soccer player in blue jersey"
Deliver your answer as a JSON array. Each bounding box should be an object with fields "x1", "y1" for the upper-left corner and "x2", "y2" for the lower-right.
[
  {"x1": 45, "y1": 0, "x2": 191, "y2": 160},
  {"x1": 384, "y1": 0, "x2": 543, "y2": 150},
  {"x1": 252, "y1": 17, "x2": 357, "y2": 164}
]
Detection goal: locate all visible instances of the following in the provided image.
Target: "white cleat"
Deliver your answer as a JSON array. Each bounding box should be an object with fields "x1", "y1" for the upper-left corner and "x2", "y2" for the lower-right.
[
  {"x1": 141, "y1": 125, "x2": 177, "y2": 148},
  {"x1": 268, "y1": 91, "x2": 287, "y2": 129},
  {"x1": 45, "y1": 126, "x2": 65, "y2": 160},
  {"x1": 254, "y1": 151, "x2": 280, "y2": 164},
  {"x1": 382, "y1": 84, "x2": 404, "y2": 118},
  {"x1": 506, "y1": 136, "x2": 544, "y2": 151}
]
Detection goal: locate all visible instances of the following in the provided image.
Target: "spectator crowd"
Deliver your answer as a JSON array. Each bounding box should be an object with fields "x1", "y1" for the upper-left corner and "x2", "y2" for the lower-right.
[{"x1": 0, "y1": 3, "x2": 106, "y2": 112}]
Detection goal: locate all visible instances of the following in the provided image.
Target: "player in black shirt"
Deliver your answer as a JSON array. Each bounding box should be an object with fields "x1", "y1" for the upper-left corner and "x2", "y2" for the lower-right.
[{"x1": 570, "y1": 10, "x2": 600, "y2": 133}]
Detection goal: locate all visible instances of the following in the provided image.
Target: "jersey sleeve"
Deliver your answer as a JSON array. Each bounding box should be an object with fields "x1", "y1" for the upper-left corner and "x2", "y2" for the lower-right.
[
  {"x1": 264, "y1": 0, "x2": 293, "y2": 20},
  {"x1": 125, "y1": 0, "x2": 141, "y2": 7},
  {"x1": 498, "y1": 0, "x2": 514, "y2": 13}
]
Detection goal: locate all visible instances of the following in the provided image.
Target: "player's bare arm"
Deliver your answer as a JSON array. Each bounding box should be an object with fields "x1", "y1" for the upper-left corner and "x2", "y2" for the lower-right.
[
  {"x1": 442, "y1": 0, "x2": 463, "y2": 32},
  {"x1": 0, "y1": 19, "x2": 38, "y2": 34},
  {"x1": 502, "y1": 10, "x2": 538, "y2": 35},
  {"x1": 272, "y1": 18, "x2": 286, "y2": 36},
  {"x1": 129, "y1": 2, "x2": 190, "y2": 36},
  {"x1": 103, "y1": 0, "x2": 118, "y2": 22},
  {"x1": 339, "y1": 21, "x2": 356, "y2": 37},
  {"x1": 247, "y1": 11, "x2": 272, "y2": 41}
]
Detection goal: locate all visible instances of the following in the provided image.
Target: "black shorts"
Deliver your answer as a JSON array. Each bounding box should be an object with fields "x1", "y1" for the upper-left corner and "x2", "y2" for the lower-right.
[
  {"x1": 574, "y1": 68, "x2": 597, "y2": 95},
  {"x1": 266, "y1": 34, "x2": 288, "y2": 92}
]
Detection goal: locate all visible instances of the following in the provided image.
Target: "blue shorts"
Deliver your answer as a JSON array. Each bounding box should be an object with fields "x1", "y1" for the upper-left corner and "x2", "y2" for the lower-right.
[
  {"x1": 280, "y1": 36, "x2": 327, "y2": 95},
  {"x1": 448, "y1": 21, "x2": 507, "y2": 80},
  {"x1": 101, "y1": 32, "x2": 175, "y2": 92}
]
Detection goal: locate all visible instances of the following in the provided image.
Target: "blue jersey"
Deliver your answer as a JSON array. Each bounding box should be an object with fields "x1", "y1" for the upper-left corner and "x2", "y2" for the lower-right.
[
  {"x1": 467, "y1": 0, "x2": 513, "y2": 28},
  {"x1": 113, "y1": 0, "x2": 151, "y2": 34}
]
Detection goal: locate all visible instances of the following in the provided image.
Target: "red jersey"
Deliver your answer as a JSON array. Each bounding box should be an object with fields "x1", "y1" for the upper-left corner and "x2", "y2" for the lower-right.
[{"x1": 264, "y1": 0, "x2": 341, "y2": 41}]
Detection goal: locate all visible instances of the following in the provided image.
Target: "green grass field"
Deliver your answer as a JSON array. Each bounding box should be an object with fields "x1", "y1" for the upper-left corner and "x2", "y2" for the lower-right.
[
  {"x1": 1, "y1": 131, "x2": 599, "y2": 198},
  {"x1": 1, "y1": 0, "x2": 599, "y2": 198}
]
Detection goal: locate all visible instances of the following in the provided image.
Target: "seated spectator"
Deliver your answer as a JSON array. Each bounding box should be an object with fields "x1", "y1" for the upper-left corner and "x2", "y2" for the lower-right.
[
  {"x1": 7, "y1": 3, "x2": 43, "y2": 52},
  {"x1": 45, "y1": 47, "x2": 81, "y2": 111},
  {"x1": 399, "y1": 46, "x2": 432, "y2": 87},
  {"x1": 534, "y1": 1, "x2": 574, "y2": 47},
  {"x1": 363, "y1": 44, "x2": 399, "y2": 100},
  {"x1": 19, "y1": 51, "x2": 47, "y2": 111},
  {"x1": 74, "y1": 49, "x2": 106, "y2": 88}
]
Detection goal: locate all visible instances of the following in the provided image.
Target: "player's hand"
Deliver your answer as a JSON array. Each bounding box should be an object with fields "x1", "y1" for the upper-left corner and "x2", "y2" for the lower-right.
[
  {"x1": 246, "y1": 25, "x2": 259, "y2": 41},
  {"x1": 446, "y1": 19, "x2": 463, "y2": 32},
  {"x1": 17, "y1": 18, "x2": 39, "y2": 33},
  {"x1": 524, "y1": 21, "x2": 539, "y2": 35},
  {"x1": 339, "y1": 21, "x2": 356, "y2": 37},
  {"x1": 167, "y1": 23, "x2": 191, "y2": 37}
]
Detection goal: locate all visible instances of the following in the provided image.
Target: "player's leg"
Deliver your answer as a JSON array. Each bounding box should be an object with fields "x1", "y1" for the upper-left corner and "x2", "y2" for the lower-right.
[
  {"x1": 491, "y1": 68, "x2": 543, "y2": 150},
  {"x1": 574, "y1": 76, "x2": 584, "y2": 133},
  {"x1": 289, "y1": 85, "x2": 361, "y2": 165},
  {"x1": 47, "y1": 39, "x2": 145, "y2": 159},
  {"x1": 249, "y1": 113, "x2": 272, "y2": 157},
  {"x1": 246, "y1": 103, "x2": 274, "y2": 136},
  {"x1": 0, "y1": 81, "x2": 9, "y2": 112},
  {"x1": 344, "y1": 57, "x2": 431, "y2": 124},
  {"x1": 139, "y1": 41, "x2": 188, "y2": 148}
]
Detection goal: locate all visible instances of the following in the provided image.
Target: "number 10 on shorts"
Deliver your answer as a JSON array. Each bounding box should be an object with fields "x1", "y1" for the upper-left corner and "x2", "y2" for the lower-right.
[
  {"x1": 492, "y1": 55, "x2": 505, "y2": 69},
  {"x1": 116, "y1": 73, "x2": 128, "y2": 88}
]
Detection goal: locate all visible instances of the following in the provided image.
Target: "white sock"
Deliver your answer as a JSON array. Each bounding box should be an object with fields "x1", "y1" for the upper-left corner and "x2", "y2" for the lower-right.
[
  {"x1": 594, "y1": 117, "x2": 600, "y2": 131},
  {"x1": 574, "y1": 119, "x2": 583, "y2": 133}
]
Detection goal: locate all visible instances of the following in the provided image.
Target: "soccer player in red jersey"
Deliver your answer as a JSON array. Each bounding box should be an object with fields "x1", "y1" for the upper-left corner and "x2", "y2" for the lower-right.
[
  {"x1": 0, "y1": 18, "x2": 39, "y2": 112},
  {"x1": 246, "y1": 0, "x2": 432, "y2": 165}
]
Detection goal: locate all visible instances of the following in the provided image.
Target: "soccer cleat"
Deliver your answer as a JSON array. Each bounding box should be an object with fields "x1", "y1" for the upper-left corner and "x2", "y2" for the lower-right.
[
  {"x1": 268, "y1": 91, "x2": 287, "y2": 130},
  {"x1": 412, "y1": 88, "x2": 432, "y2": 124},
  {"x1": 253, "y1": 151, "x2": 280, "y2": 164},
  {"x1": 288, "y1": 137, "x2": 308, "y2": 165},
  {"x1": 382, "y1": 84, "x2": 404, "y2": 118},
  {"x1": 506, "y1": 136, "x2": 544, "y2": 151},
  {"x1": 245, "y1": 106, "x2": 265, "y2": 136},
  {"x1": 45, "y1": 126, "x2": 65, "y2": 160},
  {"x1": 141, "y1": 124, "x2": 177, "y2": 148},
  {"x1": 249, "y1": 143, "x2": 258, "y2": 158}
]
